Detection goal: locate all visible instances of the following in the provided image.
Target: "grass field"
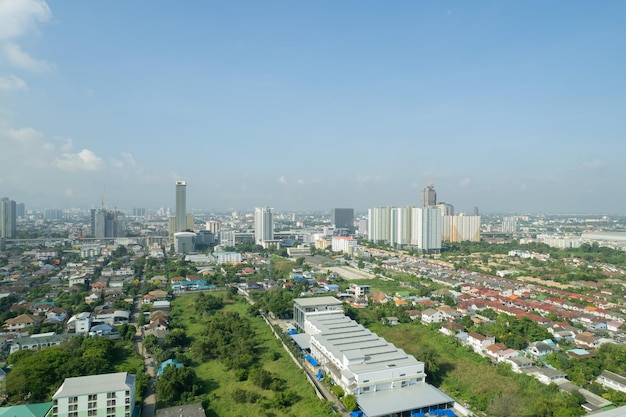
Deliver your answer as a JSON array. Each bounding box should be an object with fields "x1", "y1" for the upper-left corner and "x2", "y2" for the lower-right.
[{"x1": 169, "y1": 293, "x2": 337, "y2": 417}]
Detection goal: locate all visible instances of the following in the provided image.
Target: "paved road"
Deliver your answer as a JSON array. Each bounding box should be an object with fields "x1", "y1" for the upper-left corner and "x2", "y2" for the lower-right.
[{"x1": 130, "y1": 273, "x2": 157, "y2": 417}]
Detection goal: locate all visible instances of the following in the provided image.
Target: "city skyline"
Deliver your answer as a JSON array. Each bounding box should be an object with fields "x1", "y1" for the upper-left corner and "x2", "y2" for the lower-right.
[{"x1": 1, "y1": 1, "x2": 625, "y2": 214}]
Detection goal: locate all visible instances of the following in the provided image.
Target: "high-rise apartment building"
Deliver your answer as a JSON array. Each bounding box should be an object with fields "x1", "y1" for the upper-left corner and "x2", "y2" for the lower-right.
[
  {"x1": 0, "y1": 198, "x2": 17, "y2": 238},
  {"x1": 92, "y1": 209, "x2": 125, "y2": 238},
  {"x1": 502, "y1": 216, "x2": 519, "y2": 234},
  {"x1": 411, "y1": 207, "x2": 443, "y2": 252},
  {"x1": 254, "y1": 207, "x2": 274, "y2": 244},
  {"x1": 390, "y1": 206, "x2": 413, "y2": 246},
  {"x1": 44, "y1": 209, "x2": 64, "y2": 221},
  {"x1": 331, "y1": 208, "x2": 354, "y2": 233},
  {"x1": 442, "y1": 214, "x2": 481, "y2": 242},
  {"x1": 175, "y1": 180, "x2": 187, "y2": 232},
  {"x1": 367, "y1": 207, "x2": 393, "y2": 243},
  {"x1": 420, "y1": 182, "x2": 437, "y2": 207}
]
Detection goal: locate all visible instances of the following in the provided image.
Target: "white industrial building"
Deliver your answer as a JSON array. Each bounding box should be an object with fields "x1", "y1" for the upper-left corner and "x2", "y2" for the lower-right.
[{"x1": 293, "y1": 297, "x2": 456, "y2": 417}]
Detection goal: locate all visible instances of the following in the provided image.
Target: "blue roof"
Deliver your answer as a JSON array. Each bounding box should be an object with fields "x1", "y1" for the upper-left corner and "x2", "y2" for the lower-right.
[
  {"x1": 157, "y1": 359, "x2": 184, "y2": 376},
  {"x1": 304, "y1": 354, "x2": 319, "y2": 367},
  {"x1": 0, "y1": 402, "x2": 53, "y2": 417}
]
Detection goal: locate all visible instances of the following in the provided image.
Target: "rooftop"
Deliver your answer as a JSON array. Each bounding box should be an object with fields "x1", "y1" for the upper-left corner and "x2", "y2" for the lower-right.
[{"x1": 53, "y1": 372, "x2": 135, "y2": 399}]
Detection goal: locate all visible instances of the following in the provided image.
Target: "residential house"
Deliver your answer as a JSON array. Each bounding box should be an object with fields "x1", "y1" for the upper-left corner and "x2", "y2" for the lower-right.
[
  {"x1": 467, "y1": 332, "x2": 495, "y2": 354},
  {"x1": 46, "y1": 308, "x2": 68, "y2": 322},
  {"x1": 527, "y1": 340, "x2": 556, "y2": 359},
  {"x1": 421, "y1": 308, "x2": 443, "y2": 325},
  {"x1": 439, "y1": 322, "x2": 465, "y2": 337},
  {"x1": 10, "y1": 333, "x2": 74, "y2": 353},
  {"x1": 597, "y1": 370, "x2": 626, "y2": 394},
  {"x1": 525, "y1": 367, "x2": 568, "y2": 385},
  {"x1": 607, "y1": 321, "x2": 624, "y2": 333},
  {"x1": 505, "y1": 356, "x2": 534, "y2": 373},
  {"x1": 575, "y1": 331, "x2": 601, "y2": 349},
  {"x1": 485, "y1": 343, "x2": 507, "y2": 361},
  {"x1": 3, "y1": 313, "x2": 43, "y2": 332}
]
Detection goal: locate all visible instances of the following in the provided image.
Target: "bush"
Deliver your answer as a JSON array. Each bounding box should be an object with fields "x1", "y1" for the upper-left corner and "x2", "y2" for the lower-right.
[
  {"x1": 331, "y1": 385, "x2": 345, "y2": 398},
  {"x1": 342, "y1": 394, "x2": 358, "y2": 412}
]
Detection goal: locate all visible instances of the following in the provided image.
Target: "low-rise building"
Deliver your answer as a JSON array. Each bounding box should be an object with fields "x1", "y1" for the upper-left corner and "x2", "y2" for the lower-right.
[{"x1": 52, "y1": 372, "x2": 136, "y2": 417}]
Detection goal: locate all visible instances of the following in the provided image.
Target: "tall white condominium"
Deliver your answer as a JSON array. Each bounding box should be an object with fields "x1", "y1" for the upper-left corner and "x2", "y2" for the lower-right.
[
  {"x1": 0, "y1": 197, "x2": 17, "y2": 239},
  {"x1": 390, "y1": 206, "x2": 413, "y2": 246},
  {"x1": 367, "y1": 207, "x2": 393, "y2": 243},
  {"x1": 175, "y1": 180, "x2": 187, "y2": 232},
  {"x1": 501, "y1": 216, "x2": 519, "y2": 234},
  {"x1": 254, "y1": 206, "x2": 274, "y2": 244},
  {"x1": 411, "y1": 207, "x2": 443, "y2": 253},
  {"x1": 442, "y1": 214, "x2": 481, "y2": 242}
]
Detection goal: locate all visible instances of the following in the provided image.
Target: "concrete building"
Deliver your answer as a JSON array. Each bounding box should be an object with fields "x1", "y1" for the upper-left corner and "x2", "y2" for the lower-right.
[
  {"x1": 442, "y1": 214, "x2": 481, "y2": 242},
  {"x1": 0, "y1": 197, "x2": 17, "y2": 238},
  {"x1": 295, "y1": 297, "x2": 455, "y2": 417},
  {"x1": 331, "y1": 208, "x2": 354, "y2": 233},
  {"x1": 52, "y1": 372, "x2": 136, "y2": 417},
  {"x1": 213, "y1": 251, "x2": 242, "y2": 264},
  {"x1": 411, "y1": 207, "x2": 443, "y2": 253},
  {"x1": 331, "y1": 236, "x2": 357, "y2": 254},
  {"x1": 92, "y1": 209, "x2": 125, "y2": 239},
  {"x1": 254, "y1": 207, "x2": 274, "y2": 244},
  {"x1": 174, "y1": 232, "x2": 196, "y2": 254},
  {"x1": 368, "y1": 207, "x2": 393, "y2": 243},
  {"x1": 175, "y1": 180, "x2": 188, "y2": 233},
  {"x1": 420, "y1": 182, "x2": 437, "y2": 207}
]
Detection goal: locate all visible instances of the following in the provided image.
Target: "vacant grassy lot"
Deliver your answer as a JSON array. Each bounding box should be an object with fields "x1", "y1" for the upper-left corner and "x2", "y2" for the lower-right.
[{"x1": 170, "y1": 293, "x2": 337, "y2": 417}]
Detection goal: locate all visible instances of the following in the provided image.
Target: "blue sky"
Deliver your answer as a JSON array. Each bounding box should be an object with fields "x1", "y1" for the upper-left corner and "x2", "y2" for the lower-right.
[{"x1": 1, "y1": 1, "x2": 625, "y2": 214}]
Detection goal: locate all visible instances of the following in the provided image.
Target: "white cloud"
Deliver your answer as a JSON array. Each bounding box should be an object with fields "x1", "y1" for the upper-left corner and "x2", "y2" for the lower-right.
[
  {"x1": 0, "y1": 74, "x2": 27, "y2": 91},
  {"x1": 0, "y1": 0, "x2": 51, "y2": 40},
  {"x1": 55, "y1": 149, "x2": 105, "y2": 172},
  {"x1": 459, "y1": 177, "x2": 471, "y2": 187},
  {"x1": 7, "y1": 126, "x2": 43, "y2": 141},
  {"x1": 356, "y1": 175, "x2": 382, "y2": 183},
  {"x1": 581, "y1": 159, "x2": 604, "y2": 172},
  {"x1": 3, "y1": 42, "x2": 52, "y2": 71},
  {"x1": 278, "y1": 176, "x2": 287, "y2": 185}
]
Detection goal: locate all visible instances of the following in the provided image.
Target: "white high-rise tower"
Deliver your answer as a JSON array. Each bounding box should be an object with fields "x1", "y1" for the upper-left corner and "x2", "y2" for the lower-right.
[
  {"x1": 175, "y1": 181, "x2": 187, "y2": 232},
  {"x1": 254, "y1": 207, "x2": 274, "y2": 244}
]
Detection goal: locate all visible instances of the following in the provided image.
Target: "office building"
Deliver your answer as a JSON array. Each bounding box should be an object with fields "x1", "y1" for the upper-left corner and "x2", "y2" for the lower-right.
[
  {"x1": 254, "y1": 207, "x2": 274, "y2": 244},
  {"x1": 331, "y1": 208, "x2": 354, "y2": 233},
  {"x1": 411, "y1": 207, "x2": 443, "y2": 253},
  {"x1": 294, "y1": 297, "x2": 455, "y2": 417},
  {"x1": 52, "y1": 372, "x2": 136, "y2": 417},
  {"x1": 175, "y1": 180, "x2": 187, "y2": 232},
  {"x1": 420, "y1": 182, "x2": 437, "y2": 207},
  {"x1": 174, "y1": 232, "x2": 196, "y2": 254},
  {"x1": 16, "y1": 202, "x2": 25, "y2": 219},
  {"x1": 132, "y1": 208, "x2": 146, "y2": 217},
  {"x1": 206, "y1": 220, "x2": 221, "y2": 235},
  {"x1": 331, "y1": 236, "x2": 357, "y2": 254},
  {"x1": 0, "y1": 198, "x2": 17, "y2": 238}
]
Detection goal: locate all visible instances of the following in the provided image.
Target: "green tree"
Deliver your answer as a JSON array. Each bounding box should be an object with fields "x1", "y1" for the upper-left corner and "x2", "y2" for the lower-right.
[{"x1": 342, "y1": 394, "x2": 358, "y2": 412}]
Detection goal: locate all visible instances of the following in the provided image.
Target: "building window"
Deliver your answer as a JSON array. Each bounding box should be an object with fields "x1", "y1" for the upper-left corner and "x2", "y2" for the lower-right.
[
  {"x1": 88, "y1": 410, "x2": 98, "y2": 416},
  {"x1": 69, "y1": 404, "x2": 78, "y2": 412},
  {"x1": 69, "y1": 396, "x2": 78, "y2": 404},
  {"x1": 125, "y1": 397, "x2": 130, "y2": 404},
  {"x1": 89, "y1": 394, "x2": 98, "y2": 401},
  {"x1": 107, "y1": 392, "x2": 116, "y2": 399},
  {"x1": 107, "y1": 399, "x2": 116, "y2": 406},
  {"x1": 69, "y1": 413, "x2": 78, "y2": 417},
  {"x1": 89, "y1": 401, "x2": 97, "y2": 409},
  {"x1": 52, "y1": 407, "x2": 57, "y2": 414},
  {"x1": 125, "y1": 390, "x2": 130, "y2": 397}
]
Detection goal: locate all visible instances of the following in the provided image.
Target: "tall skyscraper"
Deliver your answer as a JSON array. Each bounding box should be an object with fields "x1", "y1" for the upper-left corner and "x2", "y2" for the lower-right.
[
  {"x1": 331, "y1": 208, "x2": 354, "y2": 233},
  {"x1": 0, "y1": 198, "x2": 17, "y2": 238},
  {"x1": 254, "y1": 207, "x2": 274, "y2": 244},
  {"x1": 367, "y1": 207, "x2": 393, "y2": 242},
  {"x1": 420, "y1": 182, "x2": 437, "y2": 207},
  {"x1": 175, "y1": 180, "x2": 187, "y2": 232},
  {"x1": 411, "y1": 207, "x2": 443, "y2": 253},
  {"x1": 16, "y1": 202, "x2": 25, "y2": 219}
]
